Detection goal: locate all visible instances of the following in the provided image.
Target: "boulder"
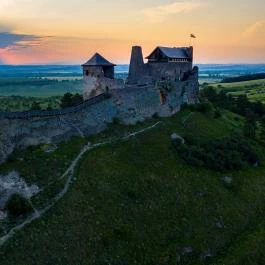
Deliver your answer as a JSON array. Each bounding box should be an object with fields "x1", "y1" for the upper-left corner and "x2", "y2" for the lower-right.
[{"x1": 171, "y1": 133, "x2": 185, "y2": 144}]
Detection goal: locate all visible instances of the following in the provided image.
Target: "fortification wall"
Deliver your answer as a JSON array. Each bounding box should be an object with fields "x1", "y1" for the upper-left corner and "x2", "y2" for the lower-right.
[
  {"x1": 145, "y1": 62, "x2": 192, "y2": 82},
  {"x1": 83, "y1": 76, "x2": 124, "y2": 100},
  {"x1": 0, "y1": 76, "x2": 199, "y2": 164}
]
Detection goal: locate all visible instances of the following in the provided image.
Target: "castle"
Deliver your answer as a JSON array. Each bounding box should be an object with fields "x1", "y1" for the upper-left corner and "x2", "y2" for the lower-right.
[
  {"x1": 82, "y1": 45, "x2": 197, "y2": 100},
  {"x1": 0, "y1": 44, "x2": 199, "y2": 164}
]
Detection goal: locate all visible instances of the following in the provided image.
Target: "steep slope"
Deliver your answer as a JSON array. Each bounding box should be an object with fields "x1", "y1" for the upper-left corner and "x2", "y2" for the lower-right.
[{"x1": 1, "y1": 110, "x2": 265, "y2": 265}]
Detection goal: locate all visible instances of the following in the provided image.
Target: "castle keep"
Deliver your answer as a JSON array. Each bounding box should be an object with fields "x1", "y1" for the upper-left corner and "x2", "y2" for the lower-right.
[
  {"x1": 128, "y1": 46, "x2": 193, "y2": 86},
  {"x1": 0, "y1": 44, "x2": 199, "y2": 164}
]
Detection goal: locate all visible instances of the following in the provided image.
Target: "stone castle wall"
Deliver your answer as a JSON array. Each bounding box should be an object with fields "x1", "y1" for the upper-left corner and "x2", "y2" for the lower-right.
[
  {"x1": 83, "y1": 75, "x2": 124, "y2": 99},
  {"x1": 0, "y1": 75, "x2": 199, "y2": 164}
]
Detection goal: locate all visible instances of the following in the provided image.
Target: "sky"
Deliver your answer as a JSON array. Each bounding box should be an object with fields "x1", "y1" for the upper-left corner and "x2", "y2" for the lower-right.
[{"x1": 0, "y1": 0, "x2": 265, "y2": 64}]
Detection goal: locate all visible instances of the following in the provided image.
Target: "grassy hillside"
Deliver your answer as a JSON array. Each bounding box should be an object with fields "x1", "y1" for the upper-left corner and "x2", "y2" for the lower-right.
[
  {"x1": 1, "y1": 109, "x2": 265, "y2": 264},
  {"x1": 209, "y1": 79, "x2": 265, "y2": 103}
]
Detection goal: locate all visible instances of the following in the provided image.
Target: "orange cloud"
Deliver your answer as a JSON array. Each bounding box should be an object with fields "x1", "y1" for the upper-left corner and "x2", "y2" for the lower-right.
[
  {"x1": 143, "y1": 0, "x2": 207, "y2": 23},
  {"x1": 243, "y1": 20, "x2": 265, "y2": 37}
]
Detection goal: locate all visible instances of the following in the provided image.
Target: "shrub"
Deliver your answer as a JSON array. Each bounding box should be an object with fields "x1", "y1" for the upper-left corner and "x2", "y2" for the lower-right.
[
  {"x1": 30, "y1": 101, "x2": 41, "y2": 111},
  {"x1": 174, "y1": 136, "x2": 259, "y2": 171},
  {"x1": 214, "y1": 108, "x2": 222, "y2": 118},
  {"x1": 5, "y1": 194, "x2": 33, "y2": 218},
  {"x1": 172, "y1": 138, "x2": 184, "y2": 148},
  {"x1": 46, "y1": 104, "x2": 53, "y2": 111},
  {"x1": 104, "y1": 92, "x2": 112, "y2": 99},
  {"x1": 152, "y1": 112, "x2": 159, "y2": 119},
  {"x1": 183, "y1": 135, "x2": 200, "y2": 146},
  {"x1": 60, "y1": 93, "x2": 83, "y2": 108},
  {"x1": 196, "y1": 102, "x2": 214, "y2": 113},
  {"x1": 243, "y1": 119, "x2": 257, "y2": 138},
  {"x1": 112, "y1": 118, "x2": 120, "y2": 125}
]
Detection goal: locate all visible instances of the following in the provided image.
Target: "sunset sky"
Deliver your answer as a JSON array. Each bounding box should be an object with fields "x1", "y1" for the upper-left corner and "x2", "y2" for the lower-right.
[{"x1": 0, "y1": 0, "x2": 265, "y2": 64}]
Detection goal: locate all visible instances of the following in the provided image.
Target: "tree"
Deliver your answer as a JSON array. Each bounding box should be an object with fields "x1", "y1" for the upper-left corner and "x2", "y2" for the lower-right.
[
  {"x1": 5, "y1": 194, "x2": 33, "y2": 217},
  {"x1": 244, "y1": 118, "x2": 257, "y2": 138},
  {"x1": 237, "y1": 94, "x2": 249, "y2": 116},
  {"x1": 30, "y1": 101, "x2": 41, "y2": 111},
  {"x1": 60, "y1": 92, "x2": 73, "y2": 108},
  {"x1": 259, "y1": 116, "x2": 265, "y2": 143},
  {"x1": 46, "y1": 104, "x2": 53, "y2": 111},
  {"x1": 60, "y1": 93, "x2": 83, "y2": 109},
  {"x1": 71, "y1": 93, "x2": 83, "y2": 106}
]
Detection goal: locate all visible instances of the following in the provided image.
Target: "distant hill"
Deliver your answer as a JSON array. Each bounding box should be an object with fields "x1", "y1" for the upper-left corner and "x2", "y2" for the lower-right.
[{"x1": 1, "y1": 64, "x2": 265, "y2": 78}]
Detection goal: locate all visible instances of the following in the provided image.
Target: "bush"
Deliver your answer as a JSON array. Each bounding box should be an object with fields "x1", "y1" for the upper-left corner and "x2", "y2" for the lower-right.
[
  {"x1": 243, "y1": 119, "x2": 257, "y2": 138},
  {"x1": 174, "y1": 136, "x2": 259, "y2": 171},
  {"x1": 196, "y1": 102, "x2": 214, "y2": 113},
  {"x1": 172, "y1": 138, "x2": 184, "y2": 148},
  {"x1": 46, "y1": 104, "x2": 53, "y2": 111},
  {"x1": 214, "y1": 108, "x2": 222, "y2": 118},
  {"x1": 104, "y1": 92, "x2": 112, "y2": 99},
  {"x1": 152, "y1": 112, "x2": 159, "y2": 119},
  {"x1": 5, "y1": 194, "x2": 33, "y2": 218},
  {"x1": 60, "y1": 93, "x2": 83, "y2": 108},
  {"x1": 112, "y1": 118, "x2": 120, "y2": 125},
  {"x1": 183, "y1": 135, "x2": 200, "y2": 146},
  {"x1": 30, "y1": 101, "x2": 41, "y2": 111}
]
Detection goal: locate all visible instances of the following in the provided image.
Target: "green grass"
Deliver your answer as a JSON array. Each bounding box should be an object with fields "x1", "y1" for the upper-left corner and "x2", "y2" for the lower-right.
[
  {"x1": 216, "y1": 79, "x2": 265, "y2": 88},
  {"x1": 0, "y1": 110, "x2": 265, "y2": 264},
  {"x1": 209, "y1": 79, "x2": 265, "y2": 103}
]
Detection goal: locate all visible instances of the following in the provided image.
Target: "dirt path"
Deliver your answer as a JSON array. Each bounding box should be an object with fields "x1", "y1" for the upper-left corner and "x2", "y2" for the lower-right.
[{"x1": 0, "y1": 121, "x2": 162, "y2": 247}]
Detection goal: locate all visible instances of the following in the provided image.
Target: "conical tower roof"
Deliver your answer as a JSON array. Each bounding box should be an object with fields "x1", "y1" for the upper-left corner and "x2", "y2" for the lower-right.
[{"x1": 82, "y1": 53, "x2": 116, "y2": 67}]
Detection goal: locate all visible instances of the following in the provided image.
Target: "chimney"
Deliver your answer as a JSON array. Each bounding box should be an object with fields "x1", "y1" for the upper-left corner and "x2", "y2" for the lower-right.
[{"x1": 127, "y1": 46, "x2": 144, "y2": 85}]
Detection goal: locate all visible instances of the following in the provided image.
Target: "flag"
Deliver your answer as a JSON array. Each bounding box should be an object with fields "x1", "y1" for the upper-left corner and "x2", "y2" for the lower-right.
[{"x1": 190, "y1": 34, "x2": 196, "y2": 38}]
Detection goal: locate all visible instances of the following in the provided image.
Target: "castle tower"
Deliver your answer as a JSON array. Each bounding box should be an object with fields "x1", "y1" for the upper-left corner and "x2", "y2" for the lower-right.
[
  {"x1": 186, "y1": 46, "x2": 193, "y2": 62},
  {"x1": 127, "y1": 46, "x2": 145, "y2": 85}
]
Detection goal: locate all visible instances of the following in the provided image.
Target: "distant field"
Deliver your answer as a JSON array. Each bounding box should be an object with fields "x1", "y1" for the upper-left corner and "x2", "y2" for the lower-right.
[
  {"x1": 43, "y1": 76, "x2": 83, "y2": 81},
  {"x1": 209, "y1": 79, "x2": 265, "y2": 103},
  {"x1": 0, "y1": 77, "x2": 83, "y2": 97},
  {"x1": 0, "y1": 77, "x2": 84, "y2": 111}
]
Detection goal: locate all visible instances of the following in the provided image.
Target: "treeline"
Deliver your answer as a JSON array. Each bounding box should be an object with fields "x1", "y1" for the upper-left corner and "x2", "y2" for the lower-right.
[
  {"x1": 29, "y1": 93, "x2": 84, "y2": 111},
  {"x1": 200, "y1": 87, "x2": 265, "y2": 118},
  {"x1": 0, "y1": 78, "x2": 58, "y2": 87},
  {"x1": 0, "y1": 78, "x2": 82, "y2": 87},
  {"x1": 221, "y1": 73, "x2": 265, "y2": 83}
]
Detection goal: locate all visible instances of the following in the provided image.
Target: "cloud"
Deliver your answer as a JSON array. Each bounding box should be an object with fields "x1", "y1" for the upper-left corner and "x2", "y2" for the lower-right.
[
  {"x1": 0, "y1": 31, "x2": 44, "y2": 50},
  {"x1": 243, "y1": 21, "x2": 265, "y2": 37},
  {"x1": 143, "y1": 0, "x2": 207, "y2": 23}
]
